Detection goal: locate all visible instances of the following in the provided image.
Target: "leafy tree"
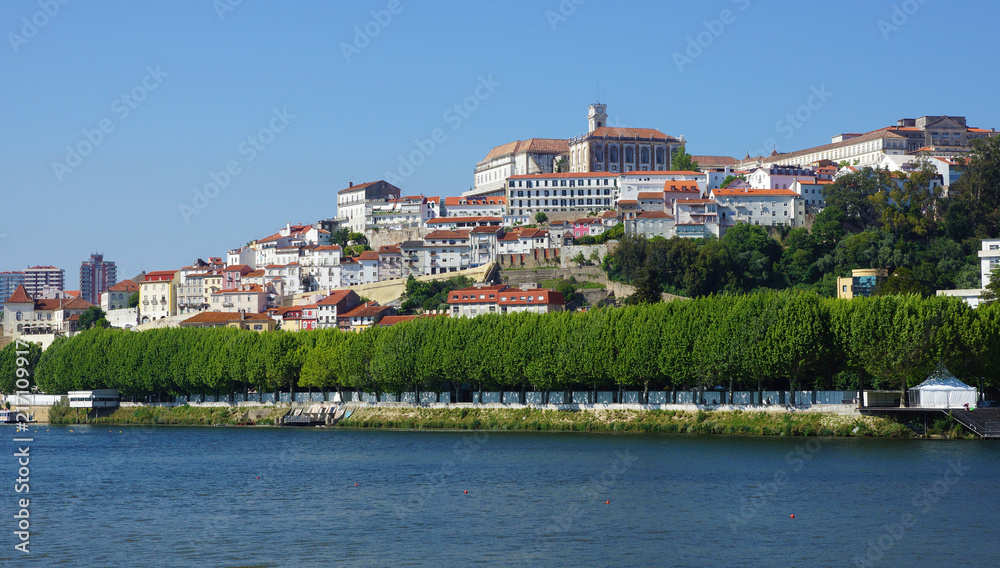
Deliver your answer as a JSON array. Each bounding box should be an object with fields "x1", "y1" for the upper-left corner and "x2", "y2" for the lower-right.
[
  {"x1": 78, "y1": 306, "x2": 109, "y2": 330},
  {"x1": 670, "y1": 146, "x2": 699, "y2": 171},
  {"x1": 719, "y1": 174, "x2": 745, "y2": 189},
  {"x1": 980, "y1": 267, "x2": 1000, "y2": 304},
  {"x1": 128, "y1": 291, "x2": 140, "y2": 308},
  {"x1": 947, "y1": 136, "x2": 1000, "y2": 239},
  {"x1": 534, "y1": 211, "x2": 549, "y2": 224}
]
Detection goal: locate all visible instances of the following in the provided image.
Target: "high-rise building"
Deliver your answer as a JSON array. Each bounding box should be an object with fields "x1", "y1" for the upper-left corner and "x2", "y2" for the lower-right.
[
  {"x1": 0, "y1": 271, "x2": 26, "y2": 302},
  {"x1": 79, "y1": 253, "x2": 117, "y2": 305},
  {"x1": 23, "y1": 266, "x2": 65, "y2": 298}
]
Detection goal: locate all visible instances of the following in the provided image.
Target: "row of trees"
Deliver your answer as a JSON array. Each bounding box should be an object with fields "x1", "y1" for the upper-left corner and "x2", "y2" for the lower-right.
[
  {"x1": 605, "y1": 136, "x2": 1000, "y2": 298},
  {"x1": 9, "y1": 292, "x2": 999, "y2": 401}
]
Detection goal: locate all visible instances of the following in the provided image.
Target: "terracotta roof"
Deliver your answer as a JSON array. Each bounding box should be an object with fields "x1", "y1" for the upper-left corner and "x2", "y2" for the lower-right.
[
  {"x1": 757, "y1": 128, "x2": 907, "y2": 164},
  {"x1": 245, "y1": 270, "x2": 265, "y2": 278},
  {"x1": 425, "y1": 230, "x2": 472, "y2": 240},
  {"x1": 617, "y1": 200, "x2": 638, "y2": 205},
  {"x1": 444, "y1": 196, "x2": 505, "y2": 206},
  {"x1": 676, "y1": 199, "x2": 716, "y2": 205},
  {"x1": 317, "y1": 290, "x2": 356, "y2": 306},
  {"x1": 637, "y1": 192, "x2": 664, "y2": 200},
  {"x1": 144, "y1": 270, "x2": 177, "y2": 281},
  {"x1": 426, "y1": 216, "x2": 502, "y2": 224},
  {"x1": 587, "y1": 127, "x2": 676, "y2": 141},
  {"x1": 664, "y1": 181, "x2": 701, "y2": 192},
  {"x1": 339, "y1": 303, "x2": 394, "y2": 319},
  {"x1": 482, "y1": 138, "x2": 569, "y2": 162},
  {"x1": 5, "y1": 285, "x2": 31, "y2": 303},
  {"x1": 337, "y1": 180, "x2": 379, "y2": 194},
  {"x1": 689, "y1": 155, "x2": 739, "y2": 166},
  {"x1": 378, "y1": 245, "x2": 401, "y2": 254},
  {"x1": 636, "y1": 211, "x2": 672, "y2": 219},
  {"x1": 181, "y1": 312, "x2": 274, "y2": 325},
  {"x1": 358, "y1": 251, "x2": 380, "y2": 261},
  {"x1": 470, "y1": 225, "x2": 503, "y2": 234},
  {"x1": 312, "y1": 245, "x2": 342, "y2": 252},
  {"x1": 107, "y1": 280, "x2": 139, "y2": 293},
  {"x1": 447, "y1": 285, "x2": 509, "y2": 305},
  {"x1": 622, "y1": 170, "x2": 703, "y2": 177},
  {"x1": 497, "y1": 289, "x2": 564, "y2": 306},
  {"x1": 601, "y1": 211, "x2": 617, "y2": 219},
  {"x1": 62, "y1": 290, "x2": 81, "y2": 298},
  {"x1": 223, "y1": 264, "x2": 252, "y2": 273},
  {"x1": 377, "y1": 315, "x2": 420, "y2": 326}
]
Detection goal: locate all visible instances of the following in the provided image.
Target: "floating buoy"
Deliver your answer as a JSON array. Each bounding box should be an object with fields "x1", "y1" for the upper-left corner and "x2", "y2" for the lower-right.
[
  {"x1": 256, "y1": 477, "x2": 259, "y2": 479},
  {"x1": 605, "y1": 500, "x2": 610, "y2": 505},
  {"x1": 464, "y1": 490, "x2": 468, "y2": 494},
  {"x1": 790, "y1": 514, "x2": 795, "y2": 519},
  {"x1": 355, "y1": 483, "x2": 359, "y2": 486}
]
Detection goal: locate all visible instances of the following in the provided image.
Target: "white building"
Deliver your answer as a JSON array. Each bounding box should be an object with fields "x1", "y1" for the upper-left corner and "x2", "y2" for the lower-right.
[
  {"x1": 443, "y1": 196, "x2": 506, "y2": 218},
  {"x1": 625, "y1": 211, "x2": 674, "y2": 239},
  {"x1": 471, "y1": 138, "x2": 568, "y2": 198},
  {"x1": 423, "y1": 230, "x2": 473, "y2": 274},
  {"x1": 710, "y1": 187, "x2": 804, "y2": 228},
  {"x1": 506, "y1": 172, "x2": 617, "y2": 218},
  {"x1": 336, "y1": 180, "x2": 402, "y2": 232}
]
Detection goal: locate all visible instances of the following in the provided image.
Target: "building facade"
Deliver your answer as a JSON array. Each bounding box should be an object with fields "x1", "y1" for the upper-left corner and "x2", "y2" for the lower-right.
[{"x1": 79, "y1": 253, "x2": 117, "y2": 305}]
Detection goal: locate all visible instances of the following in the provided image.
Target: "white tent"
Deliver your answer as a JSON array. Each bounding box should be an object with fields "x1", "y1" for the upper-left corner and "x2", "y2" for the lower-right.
[{"x1": 910, "y1": 367, "x2": 978, "y2": 409}]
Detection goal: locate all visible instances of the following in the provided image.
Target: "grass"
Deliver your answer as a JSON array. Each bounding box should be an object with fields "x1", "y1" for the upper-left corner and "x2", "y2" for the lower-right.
[
  {"x1": 48, "y1": 404, "x2": 286, "y2": 426},
  {"x1": 338, "y1": 407, "x2": 916, "y2": 437}
]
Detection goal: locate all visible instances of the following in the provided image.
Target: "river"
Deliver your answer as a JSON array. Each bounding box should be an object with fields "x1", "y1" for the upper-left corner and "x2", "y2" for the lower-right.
[{"x1": 8, "y1": 426, "x2": 999, "y2": 567}]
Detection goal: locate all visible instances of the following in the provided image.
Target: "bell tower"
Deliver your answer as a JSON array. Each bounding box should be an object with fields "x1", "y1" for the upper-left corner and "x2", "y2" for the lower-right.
[{"x1": 588, "y1": 103, "x2": 607, "y2": 132}]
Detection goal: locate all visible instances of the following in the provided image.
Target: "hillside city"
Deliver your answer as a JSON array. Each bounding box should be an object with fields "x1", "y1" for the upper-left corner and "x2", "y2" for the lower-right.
[{"x1": 3, "y1": 106, "x2": 1000, "y2": 349}]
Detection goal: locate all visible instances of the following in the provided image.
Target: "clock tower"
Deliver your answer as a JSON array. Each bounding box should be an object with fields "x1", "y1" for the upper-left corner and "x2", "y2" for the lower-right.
[{"x1": 588, "y1": 103, "x2": 607, "y2": 132}]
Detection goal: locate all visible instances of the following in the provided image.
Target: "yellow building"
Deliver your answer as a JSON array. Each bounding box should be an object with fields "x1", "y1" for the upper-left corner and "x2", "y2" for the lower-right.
[
  {"x1": 836, "y1": 269, "x2": 888, "y2": 299},
  {"x1": 139, "y1": 270, "x2": 178, "y2": 323}
]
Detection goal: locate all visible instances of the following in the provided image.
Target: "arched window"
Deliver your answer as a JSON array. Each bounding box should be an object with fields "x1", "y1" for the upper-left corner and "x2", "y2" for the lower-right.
[
  {"x1": 640, "y1": 147, "x2": 649, "y2": 163},
  {"x1": 16, "y1": 311, "x2": 22, "y2": 321},
  {"x1": 593, "y1": 144, "x2": 603, "y2": 161},
  {"x1": 656, "y1": 148, "x2": 665, "y2": 164},
  {"x1": 609, "y1": 146, "x2": 619, "y2": 162},
  {"x1": 625, "y1": 147, "x2": 634, "y2": 162}
]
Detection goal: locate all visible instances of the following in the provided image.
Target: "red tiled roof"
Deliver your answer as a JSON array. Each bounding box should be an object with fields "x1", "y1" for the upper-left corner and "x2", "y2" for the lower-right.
[
  {"x1": 482, "y1": 138, "x2": 569, "y2": 162},
  {"x1": 337, "y1": 180, "x2": 379, "y2": 194},
  {"x1": 636, "y1": 211, "x2": 672, "y2": 219},
  {"x1": 378, "y1": 245, "x2": 401, "y2": 254},
  {"x1": 181, "y1": 312, "x2": 274, "y2": 325},
  {"x1": 108, "y1": 280, "x2": 140, "y2": 293},
  {"x1": 144, "y1": 270, "x2": 177, "y2": 281},
  {"x1": 426, "y1": 216, "x2": 502, "y2": 224},
  {"x1": 664, "y1": 181, "x2": 701, "y2": 192},
  {"x1": 5, "y1": 285, "x2": 31, "y2": 303},
  {"x1": 497, "y1": 289, "x2": 564, "y2": 306},
  {"x1": 676, "y1": 199, "x2": 716, "y2": 205},
  {"x1": 470, "y1": 225, "x2": 503, "y2": 234},
  {"x1": 223, "y1": 264, "x2": 252, "y2": 273},
  {"x1": 637, "y1": 192, "x2": 664, "y2": 200},
  {"x1": 339, "y1": 303, "x2": 394, "y2": 319},
  {"x1": 312, "y1": 245, "x2": 342, "y2": 252},
  {"x1": 587, "y1": 127, "x2": 676, "y2": 141},
  {"x1": 425, "y1": 230, "x2": 472, "y2": 240},
  {"x1": 358, "y1": 251, "x2": 380, "y2": 261},
  {"x1": 245, "y1": 270, "x2": 265, "y2": 278},
  {"x1": 444, "y1": 196, "x2": 505, "y2": 206},
  {"x1": 689, "y1": 155, "x2": 739, "y2": 166},
  {"x1": 622, "y1": 170, "x2": 703, "y2": 176},
  {"x1": 447, "y1": 285, "x2": 509, "y2": 305},
  {"x1": 317, "y1": 290, "x2": 356, "y2": 306}
]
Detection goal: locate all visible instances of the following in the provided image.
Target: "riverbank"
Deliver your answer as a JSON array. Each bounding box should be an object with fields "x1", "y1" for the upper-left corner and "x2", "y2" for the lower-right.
[
  {"x1": 339, "y1": 407, "x2": 923, "y2": 437},
  {"x1": 44, "y1": 403, "x2": 956, "y2": 437}
]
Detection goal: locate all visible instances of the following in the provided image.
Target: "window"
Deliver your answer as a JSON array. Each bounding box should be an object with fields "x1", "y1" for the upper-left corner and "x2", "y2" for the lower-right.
[
  {"x1": 609, "y1": 146, "x2": 619, "y2": 162},
  {"x1": 656, "y1": 148, "x2": 665, "y2": 164},
  {"x1": 625, "y1": 147, "x2": 634, "y2": 162},
  {"x1": 640, "y1": 147, "x2": 649, "y2": 163}
]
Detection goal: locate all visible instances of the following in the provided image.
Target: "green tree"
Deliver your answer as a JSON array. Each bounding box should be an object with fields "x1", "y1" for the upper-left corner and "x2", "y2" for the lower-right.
[
  {"x1": 719, "y1": 174, "x2": 745, "y2": 188},
  {"x1": 670, "y1": 146, "x2": 699, "y2": 171},
  {"x1": 128, "y1": 292, "x2": 140, "y2": 308},
  {"x1": 947, "y1": 136, "x2": 1000, "y2": 239},
  {"x1": 78, "y1": 306, "x2": 109, "y2": 330},
  {"x1": 534, "y1": 211, "x2": 549, "y2": 224}
]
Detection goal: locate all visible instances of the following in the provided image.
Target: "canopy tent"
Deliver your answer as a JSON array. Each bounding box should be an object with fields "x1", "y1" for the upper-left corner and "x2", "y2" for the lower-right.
[{"x1": 910, "y1": 367, "x2": 978, "y2": 409}]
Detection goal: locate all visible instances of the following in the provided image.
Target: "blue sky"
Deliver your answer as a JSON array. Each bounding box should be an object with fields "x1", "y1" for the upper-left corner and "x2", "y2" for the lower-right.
[{"x1": 2, "y1": 0, "x2": 998, "y2": 283}]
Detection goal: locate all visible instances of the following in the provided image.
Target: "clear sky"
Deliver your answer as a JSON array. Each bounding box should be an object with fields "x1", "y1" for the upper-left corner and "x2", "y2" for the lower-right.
[{"x1": 2, "y1": 0, "x2": 998, "y2": 283}]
